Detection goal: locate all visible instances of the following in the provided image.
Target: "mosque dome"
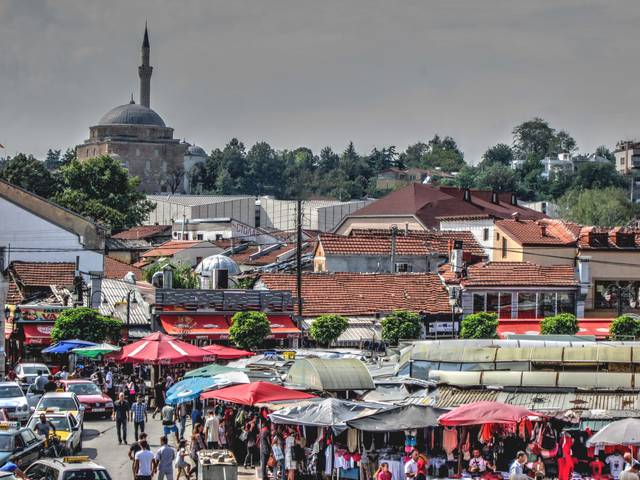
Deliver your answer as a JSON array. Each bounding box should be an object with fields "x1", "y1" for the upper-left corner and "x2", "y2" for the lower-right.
[
  {"x1": 98, "y1": 100, "x2": 166, "y2": 127},
  {"x1": 195, "y1": 255, "x2": 241, "y2": 276},
  {"x1": 187, "y1": 145, "x2": 207, "y2": 157}
]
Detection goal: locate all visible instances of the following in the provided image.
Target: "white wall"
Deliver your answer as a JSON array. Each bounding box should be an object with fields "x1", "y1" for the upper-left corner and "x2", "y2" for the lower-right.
[
  {"x1": 439, "y1": 218, "x2": 495, "y2": 260},
  {"x1": 0, "y1": 197, "x2": 103, "y2": 277}
]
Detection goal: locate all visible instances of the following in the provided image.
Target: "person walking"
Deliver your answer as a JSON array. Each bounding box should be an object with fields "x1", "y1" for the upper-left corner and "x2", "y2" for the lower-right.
[
  {"x1": 190, "y1": 423, "x2": 206, "y2": 479},
  {"x1": 204, "y1": 410, "x2": 220, "y2": 449},
  {"x1": 271, "y1": 428, "x2": 285, "y2": 480},
  {"x1": 244, "y1": 416, "x2": 258, "y2": 469},
  {"x1": 113, "y1": 392, "x2": 131, "y2": 444},
  {"x1": 126, "y1": 377, "x2": 137, "y2": 404},
  {"x1": 175, "y1": 439, "x2": 189, "y2": 480},
  {"x1": 131, "y1": 394, "x2": 148, "y2": 441},
  {"x1": 129, "y1": 433, "x2": 148, "y2": 480},
  {"x1": 509, "y1": 451, "x2": 528, "y2": 480},
  {"x1": 134, "y1": 439, "x2": 155, "y2": 480},
  {"x1": 105, "y1": 368, "x2": 114, "y2": 400},
  {"x1": 259, "y1": 420, "x2": 271, "y2": 480},
  {"x1": 154, "y1": 435, "x2": 176, "y2": 480},
  {"x1": 161, "y1": 403, "x2": 180, "y2": 445},
  {"x1": 152, "y1": 378, "x2": 166, "y2": 419},
  {"x1": 284, "y1": 426, "x2": 297, "y2": 480},
  {"x1": 34, "y1": 370, "x2": 47, "y2": 394},
  {"x1": 177, "y1": 402, "x2": 188, "y2": 440}
]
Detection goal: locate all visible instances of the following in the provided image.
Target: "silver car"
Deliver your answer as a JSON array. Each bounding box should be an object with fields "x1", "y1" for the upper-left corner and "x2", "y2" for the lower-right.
[
  {"x1": 0, "y1": 382, "x2": 30, "y2": 422},
  {"x1": 14, "y1": 363, "x2": 50, "y2": 386}
]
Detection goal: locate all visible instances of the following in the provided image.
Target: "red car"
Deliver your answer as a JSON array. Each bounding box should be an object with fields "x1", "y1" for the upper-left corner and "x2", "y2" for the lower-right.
[{"x1": 59, "y1": 380, "x2": 114, "y2": 418}]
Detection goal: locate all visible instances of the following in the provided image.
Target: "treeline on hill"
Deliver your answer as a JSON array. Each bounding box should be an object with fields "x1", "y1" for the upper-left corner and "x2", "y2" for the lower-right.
[{"x1": 0, "y1": 118, "x2": 637, "y2": 228}]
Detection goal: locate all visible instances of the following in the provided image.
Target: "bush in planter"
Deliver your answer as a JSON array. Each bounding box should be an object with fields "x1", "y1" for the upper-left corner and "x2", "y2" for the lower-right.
[
  {"x1": 309, "y1": 314, "x2": 349, "y2": 347},
  {"x1": 540, "y1": 313, "x2": 579, "y2": 335},
  {"x1": 609, "y1": 315, "x2": 640, "y2": 340},
  {"x1": 381, "y1": 310, "x2": 422, "y2": 345},
  {"x1": 459, "y1": 312, "x2": 498, "y2": 339}
]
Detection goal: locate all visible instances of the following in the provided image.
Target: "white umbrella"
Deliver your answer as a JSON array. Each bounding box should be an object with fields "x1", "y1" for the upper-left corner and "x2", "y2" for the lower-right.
[
  {"x1": 586, "y1": 418, "x2": 640, "y2": 446},
  {"x1": 211, "y1": 371, "x2": 250, "y2": 386}
]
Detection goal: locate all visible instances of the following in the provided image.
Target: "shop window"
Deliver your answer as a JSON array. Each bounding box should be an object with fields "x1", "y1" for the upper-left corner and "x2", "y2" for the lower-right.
[
  {"x1": 196, "y1": 234, "x2": 204, "y2": 240},
  {"x1": 595, "y1": 280, "x2": 640, "y2": 310},
  {"x1": 518, "y1": 292, "x2": 537, "y2": 319},
  {"x1": 473, "y1": 293, "x2": 486, "y2": 313},
  {"x1": 538, "y1": 292, "x2": 556, "y2": 319},
  {"x1": 486, "y1": 293, "x2": 500, "y2": 313},
  {"x1": 558, "y1": 292, "x2": 576, "y2": 315},
  {"x1": 499, "y1": 293, "x2": 513, "y2": 318}
]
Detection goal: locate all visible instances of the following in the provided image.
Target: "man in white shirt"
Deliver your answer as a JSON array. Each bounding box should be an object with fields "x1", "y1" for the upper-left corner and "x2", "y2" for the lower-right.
[
  {"x1": 105, "y1": 369, "x2": 114, "y2": 399},
  {"x1": 204, "y1": 410, "x2": 220, "y2": 449},
  {"x1": 509, "y1": 452, "x2": 528, "y2": 480},
  {"x1": 134, "y1": 440, "x2": 154, "y2": 480},
  {"x1": 405, "y1": 450, "x2": 419, "y2": 479}
]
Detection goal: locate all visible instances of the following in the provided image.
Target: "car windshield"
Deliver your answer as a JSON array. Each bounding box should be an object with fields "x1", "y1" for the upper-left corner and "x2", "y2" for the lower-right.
[
  {"x1": 0, "y1": 434, "x2": 13, "y2": 452},
  {"x1": 0, "y1": 386, "x2": 23, "y2": 398},
  {"x1": 63, "y1": 470, "x2": 111, "y2": 480},
  {"x1": 40, "y1": 398, "x2": 76, "y2": 411},
  {"x1": 22, "y1": 365, "x2": 47, "y2": 375},
  {"x1": 67, "y1": 383, "x2": 101, "y2": 396},
  {"x1": 28, "y1": 416, "x2": 70, "y2": 432}
]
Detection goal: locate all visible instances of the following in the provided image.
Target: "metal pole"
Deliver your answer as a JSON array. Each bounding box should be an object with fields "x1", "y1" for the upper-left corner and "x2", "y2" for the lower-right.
[
  {"x1": 127, "y1": 290, "x2": 132, "y2": 330},
  {"x1": 390, "y1": 225, "x2": 397, "y2": 273},
  {"x1": 296, "y1": 199, "x2": 303, "y2": 318}
]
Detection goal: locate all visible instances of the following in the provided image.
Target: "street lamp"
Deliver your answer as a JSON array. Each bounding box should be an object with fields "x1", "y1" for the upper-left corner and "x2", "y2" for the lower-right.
[{"x1": 115, "y1": 290, "x2": 138, "y2": 329}]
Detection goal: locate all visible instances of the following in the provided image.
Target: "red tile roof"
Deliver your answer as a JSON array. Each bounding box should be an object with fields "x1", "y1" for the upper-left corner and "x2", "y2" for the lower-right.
[
  {"x1": 104, "y1": 256, "x2": 144, "y2": 281},
  {"x1": 348, "y1": 184, "x2": 545, "y2": 228},
  {"x1": 5, "y1": 281, "x2": 23, "y2": 304},
  {"x1": 442, "y1": 261, "x2": 578, "y2": 288},
  {"x1": 112, "y1": 225, "x2": 171, "y2": 240},
  {"x1": 141, "y1": 240, "x2": 204, "y2": 258},
  {"x1": 10, "y1": 261, "x2": 75, "y2": 287},
  {"x1": 258, "y1": 272, "x2": 451, "y2": 316},
  {"x1": 319, "y1": 234, "x2": 430, "y2": 256},
  {"x1": 496, "y1": 219, "x2": 577, "y2": 246},
  {"x1": 230, "y1": 243, "x2": 314, "y2": 266}
]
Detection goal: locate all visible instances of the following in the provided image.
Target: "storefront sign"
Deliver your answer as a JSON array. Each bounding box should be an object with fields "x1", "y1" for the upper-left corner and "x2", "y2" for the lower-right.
[
  {"x1": 19, "y1": 307, "x2": 65, "y2": 322},
  {"x1": 427, "y1": 321, "x2": 458, "y2": 335}
]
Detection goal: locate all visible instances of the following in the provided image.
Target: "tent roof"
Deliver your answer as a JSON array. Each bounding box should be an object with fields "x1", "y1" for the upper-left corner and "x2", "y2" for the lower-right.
[
  {"x1": 111, "y1": 333, "x2": 215, "y2": 365},
  {"x1": 346, "y1": 404, "x2": 448, "y2": 431},
  {"x1": 269, "y1": 398, "x2": 388, "y2": 433},
  {"x1": 42, "y1": 339, "x2": 97, "y2": 354},
  {"x1": 200, "y1": 381, "x2": 317, "y2": 406},
  {"x1": 439, "y1": 400, "x2": 545, "y2": 426},
  {"x1": 184, "y1": 364, "x2": 244, "y2": 379},
  {"x1": 202, "y1": 344, "x2": 255, "y2": 360},
  {"x1": 285, "y1": 358, "x2": 374, "y2": 391}
]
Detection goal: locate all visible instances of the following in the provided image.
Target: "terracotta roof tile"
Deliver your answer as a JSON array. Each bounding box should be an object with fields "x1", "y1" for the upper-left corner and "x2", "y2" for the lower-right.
[
  {"x1": 5, "y1": 281, "x2": 23, "y2": 304},
  {"x1": 348, "y1": 184, "x2": 545, "y2": 228},
  {"x1": 442, "y1": 261, "x2": 578, "y2": 288},
  {"x1": 230, "y1": 243, "x2": 314, "y2": 266},
  {"x1": 496, "y1": 219, "x2": 577, "y2": 246},
  {"x1": 141, "y1": 240, "x2": 204, "y2": 258},
  {"x1": 10, "y1": 261, "x2": 75, "y2": 287},
  {"x1": 104, "y1": 256, "x2": 144, "y2": 281},
  {"x1": 112, "y1": 225, "x2": 171, "y2": 240},
  {"x1": 258, "y1": 272, "x2": 451, "y2": 316}
]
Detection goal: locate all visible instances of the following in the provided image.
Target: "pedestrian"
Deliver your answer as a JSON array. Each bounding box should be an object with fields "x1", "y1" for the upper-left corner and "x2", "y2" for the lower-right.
[
  {"x1": 59, "y1": 366, "x2": 69, "y2": 380},
  {"x1": 113, "y1": 392, "x2": 130, "y2": 445},
  {"x1": 244, "y1": 416, "x2": 258, "y2": 469},
  {"x1": 44, "y1": 375, "x2": 57, "y2": 393},
  {"x1": 284, "y1": 426, "x2": 297, "y2": 480},
  {"x1": 191, "y1": 400, "x2": 202, "y2": 432},
  {"x1": 259, "y1": 420, "x2": 271, "y2": 480},
  {"x1": 32, "y1": 413, "x2": 56, "y2": 441},
  {"x1": 131, "y1": 394, "x2": 148, "y2": 441},
  {"x1": 161, "y1": 402, "x2": 180, "y2": 445},
  {"x1": 271, "y1": 428, "x2": 285, "y2": 480},
  {"x1": 177, "y1": 402, "x2": 188, "y2": 440},
  {"x1": 154, "y1": 435, "x2": 176, "y2": 480},
  {"x1": 166, "y1": 373, "x2": 174, "y2": 390},
  {"x1": 509, "y1": 451, "x2": 528, "y2": 480},
  {"x1": 34, "y1": 370, "x2": 47, "y2": 393},
  {"x1": 175, "y1": 439, "x2": 189, "y2": 480},
  {"x1": 105, "y1": 368, "x2": 114, "y2": 399},
  {"x1": 127, "y1": 377, "x2": 137, "y2": 404},
  {"x1": 152, "y1": 378, "x2": 166, "y2": 419},
  {"x1": 375, "y1": 463, "x2": 392, "y2": 480},
  {"x1": 621, "y1": 461, "x2": 640, "y2": 480},
  {"x1": 190, "y1": 423, "x2": 206, "y2": 478},
  {"x1": 129, "y1": 433, "x2": 148, "y2": 479},
  {"x1": 404, "y1": 450, "x2": 419, "y2": 480},
  {"x1": 218, "y1": 420, "x2": 227, "y2": 450},
  {"x1": 204, "y1": 410, "x2": 220, "y2": 449},
  {"x1": 134, "y1": 440, "x2": 155, "y2": 480},
  {"x1": 0, "y1": 462, "x2": 28, "y2": 480}
]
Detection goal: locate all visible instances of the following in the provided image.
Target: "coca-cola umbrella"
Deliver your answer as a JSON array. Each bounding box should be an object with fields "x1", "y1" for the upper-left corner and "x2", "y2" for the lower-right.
[
  {"x1": 202, "y1": 344, "x2": 255, "y2": 360},
  {"x1": 201, "y1": 381, "x2": 317, "y2": 406},
  {"x1": 111, "y1": 332, "x2": 216, "y2": 365},
  {"x1": 438, "y1": 401, "x2": 546, "y2": 426}
]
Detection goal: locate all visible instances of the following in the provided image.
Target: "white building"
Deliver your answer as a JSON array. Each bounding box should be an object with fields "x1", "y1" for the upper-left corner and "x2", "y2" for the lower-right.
[{"x1": 145, "y1": 195, "x2": 257, "y2": 226}]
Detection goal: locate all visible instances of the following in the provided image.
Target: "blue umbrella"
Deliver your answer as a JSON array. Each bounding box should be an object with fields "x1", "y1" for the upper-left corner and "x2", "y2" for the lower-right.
[
  {"x1": 42, "y1": 339, "x2": 97, "y2": 354},
  {"x1": 165, "y1": 376, "x2": 230, "y2": 405}
]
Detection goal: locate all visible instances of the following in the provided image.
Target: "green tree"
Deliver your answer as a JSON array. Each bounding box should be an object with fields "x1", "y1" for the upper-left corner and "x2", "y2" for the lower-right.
[
  {"x1": 50, "y1": 307, "x2": 123, "y2": 344},
  {"x1": 0, "y1": 153, "x2": 58, "y2": 197},
  {"x1": 309, "y1": 314, "x2": 349, "y2": 347},
  {"x1": 44, "y1": 149, "x2": 62, "y2": 171},
  {"x1": 475, "y1": 163, "x2": 519, "y2": 192},
  {"x1": 609, "y1": 315, "x2": 640, "y2": 340},
  {"x1": 422, "y1": 135, "x2": 465, "y2": 172},
  {"x1": 381, "y1": 310, "x2": 422, "y2": 345},
  {"x1": 595, "y1": 145, "x2": 616, "y2": 163},
  {"x1": 558, "y1": 187, "x2": 638, "y2": 227},
  {"x1": 229, "y1": 311, "x2": 271, "y2": 350},
  {"x1": 399, "y1": 142, "x2": 428, "y2": 168},
  {"x1": 246, "y1": 142, "x2": 284, "y2": 196},
  {"x1": 512, "y1": 118, "x2": 558, "y2": 160},
  {"x1": 540, "y1": 313, "x2": 579, "y2": 335},
  {"x1": 572, "y1": 162, "x2": 626, "y2": 191},
  {"x1": 459, "y1": 312, "x2": 498, "y2": 339},
  {"x1": 53, "y1": 155, "x2": 154, "y2": 230},
  {"x1": 479, "y1": 143, "x2": 513, "y2": 168},
  {"x1": 142, "y1": 262, "x2": 199, "y2": 289}
]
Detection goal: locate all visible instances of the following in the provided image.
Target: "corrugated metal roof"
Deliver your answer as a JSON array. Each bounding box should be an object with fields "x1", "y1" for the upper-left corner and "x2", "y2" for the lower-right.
[
  {"x1": 430, "y1": 388, "x2": 498, "y2": 408},
  {"x1": 148, "y1": 195, "x2": 254, "y2": 206},
  {"x1": 286, "y1": 358, "x2": 375, "y2": 391},
  {"x1": 98, "y1": 279, "x2": 151, "y2": 326}
]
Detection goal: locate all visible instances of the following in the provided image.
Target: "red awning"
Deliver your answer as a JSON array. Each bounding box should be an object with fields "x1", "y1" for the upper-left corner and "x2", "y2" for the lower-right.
[
  {"x1": 23, "y1": 324, "x2": 53, "y2": 345},
  {"x1": 202, "y1": 344, "x2": 254, "y2": 360},
  {"x1": 200, "y1": 381, "x2": 316, "y2": 406},
  {"x1": 160, "y1": 315, "x2": 230, "y2": 340},
  {"x1": 439, "y1": 401, "x2": 546, "y2": 426},
  {"x1": 267, "y1": 315, "x2": 301, "y2": 339},
  {"x1": 498, "y1": 318, "x2": 613, "y2": 339}
]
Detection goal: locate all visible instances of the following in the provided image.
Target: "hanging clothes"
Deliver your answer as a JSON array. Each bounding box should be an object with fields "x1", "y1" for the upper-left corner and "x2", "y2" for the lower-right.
[
  {"x1": 347, "y1": 429, "x2": 358, "y2": 453},
  {"x1": 443, "y1": 427, "x2": 458, "y2": 461}
]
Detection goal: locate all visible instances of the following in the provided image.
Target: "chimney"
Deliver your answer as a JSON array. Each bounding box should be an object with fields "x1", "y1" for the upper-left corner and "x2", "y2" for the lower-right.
[
  {"x1": 577, "y1": 256, "x2": 591, "y2": 285},
  {"x1": 510, "y1": 193, "x2": 517, "y2": 206},
  {"x1": 450, "y1": 240, "x2": 463, "y2": 274},
  {"x1": 491, "y1": 191, "x2": 499, "y2": 204},
  {"x1": 162, "y1": 265, "x2": 173, "y2": 289},
  {"x1": 463, "y1": 189, "x2": 471, "y2": 202},
  {"x1": 405, "y1": 223, "x2": 409, "y2": 236},
  {"x1": 540, "y1": 224, "x2": 547, "y2": 237},
  {"x1": 511, "y1": 212, "x2": 520, "y2": 222}
]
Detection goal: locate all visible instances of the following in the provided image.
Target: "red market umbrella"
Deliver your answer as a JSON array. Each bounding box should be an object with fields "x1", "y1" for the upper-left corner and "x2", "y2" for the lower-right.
[
  {"x1": 200, "y1": 381, "x2": 317, "y2": 406},
  {"x1": 112, "y1": 332, "x2": 216, "y2": 365},
  {"x1": 202, "y1": 344, "x2": 255, "y2": 360},
  {"x1": 438, "y1": 401, "x2": 545, "y2": 427}
]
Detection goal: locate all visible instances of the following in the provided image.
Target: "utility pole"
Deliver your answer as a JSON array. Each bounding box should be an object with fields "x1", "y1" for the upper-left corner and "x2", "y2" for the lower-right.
[{"x1": 296, "y1": 199, "x2": 303, "y2": 318}]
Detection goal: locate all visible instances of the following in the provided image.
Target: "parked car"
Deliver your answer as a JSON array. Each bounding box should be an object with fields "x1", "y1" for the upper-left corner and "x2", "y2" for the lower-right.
[
  {"x1": 25, "y1": 456, "x2": 112, "y2": 480},
  {"x1": 25, "y1": 384, "x2": 43, "y2": 412},
  {"x1": 0, "y1": 384, "x2": 30, "y2": 423},
  {"x1": 27, "y1": 412, "x2": 82, "y2": 454},
  {"x1": 14, "y1": 364, "x2": 50, "y2": 387},
  {"x1": 59, "y1": 380, "x2": 113, "y2": 418},
  {"x1": 32, "y1": 393, "x2": 84, "y2": 428},
  {"x1": 0, "y1": 421, "x2": 45, "y2": 470}
]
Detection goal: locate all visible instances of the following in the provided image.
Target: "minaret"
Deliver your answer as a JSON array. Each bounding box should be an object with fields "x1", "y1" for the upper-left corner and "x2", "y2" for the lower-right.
[{"x1": 138, "y1": 23, "x2": 152, "y2": 108}]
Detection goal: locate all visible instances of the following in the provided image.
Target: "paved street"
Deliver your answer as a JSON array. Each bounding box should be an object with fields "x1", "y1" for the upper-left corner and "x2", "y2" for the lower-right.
[{"x1": 80, "y1": 415, "x2": 253, "y2": 479}]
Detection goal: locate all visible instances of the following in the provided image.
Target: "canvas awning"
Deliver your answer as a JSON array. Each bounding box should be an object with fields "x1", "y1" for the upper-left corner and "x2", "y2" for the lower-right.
[
  {"x1": 286, "y1": 358, "x2": 375, "y2": 391},
  {"x1": 160, "y1": 315, "x2": 230, "y2": 340},
  {"x1": 499, "y1": 318, "x2": 613, "y2": 339},
  {"x1": 346, "y1": 405, "x2": 447, "y2": 432},
  {"x1": 22, "y1": 324, "x2": 53, "y2": 345}
]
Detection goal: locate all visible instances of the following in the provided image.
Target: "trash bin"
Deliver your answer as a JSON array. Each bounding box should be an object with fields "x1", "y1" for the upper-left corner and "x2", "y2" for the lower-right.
[{"x1": 197, "y1": 449, "x2": 238, "y2": 480}]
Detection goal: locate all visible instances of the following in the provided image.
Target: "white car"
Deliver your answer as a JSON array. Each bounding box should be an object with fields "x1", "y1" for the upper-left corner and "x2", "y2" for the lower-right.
[
  {"x1": 32, "y1": 392, "x2": 84, "y2": 427},
  {"x1": 27, "y1": 412, "x2": 82, "y2": 454},
  {"x1": 0, "y1": 383, "x2": 30, "y2": 422},
  {"x1": 14, "y1": 363, "x2": 50, "y2": 386},
  {"x1": 25, "y1": 456, "x2": 112, "y2": 480}
]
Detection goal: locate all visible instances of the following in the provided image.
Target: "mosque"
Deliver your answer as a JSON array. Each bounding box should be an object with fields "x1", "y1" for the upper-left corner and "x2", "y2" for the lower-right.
[{"x1": 76, "y1": 26, "x2": 206, "y2": 194}]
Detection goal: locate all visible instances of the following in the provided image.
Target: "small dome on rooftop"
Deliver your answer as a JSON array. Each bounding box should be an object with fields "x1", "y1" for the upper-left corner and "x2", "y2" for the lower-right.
[
  {"x1": 187, "y1": 145, "x2": 207, "y2": 157},
  {"x1": 195, "y1": 255, "x2": 240, "y2": 276}
]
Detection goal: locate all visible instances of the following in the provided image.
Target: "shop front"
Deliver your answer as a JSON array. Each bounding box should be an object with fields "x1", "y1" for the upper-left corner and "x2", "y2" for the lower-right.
[{"x1": 4, "y1": 305, "x2": 67, "y2": 363}]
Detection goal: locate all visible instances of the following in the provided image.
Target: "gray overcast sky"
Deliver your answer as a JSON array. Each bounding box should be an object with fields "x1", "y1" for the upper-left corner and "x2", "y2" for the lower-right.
[{"x1": 1, "y1": 0, "x2": 640, "y2": 164}]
